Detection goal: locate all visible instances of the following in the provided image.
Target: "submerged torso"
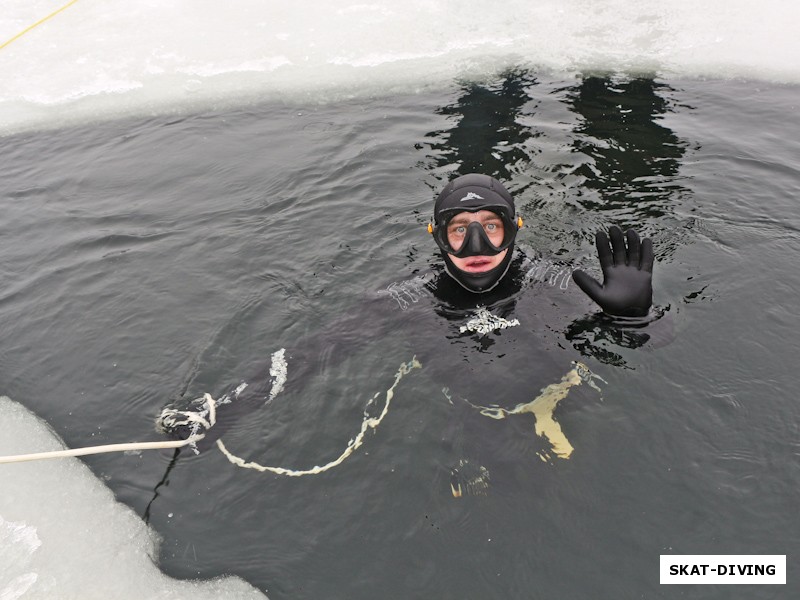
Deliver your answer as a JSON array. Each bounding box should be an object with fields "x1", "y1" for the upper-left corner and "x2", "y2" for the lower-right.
[
  {"x1": 378, "y1": 251, "x2": 589, "y2": 407},
  {"x1": 371, "y1": 252, "x2": 603, "y2": 490}
]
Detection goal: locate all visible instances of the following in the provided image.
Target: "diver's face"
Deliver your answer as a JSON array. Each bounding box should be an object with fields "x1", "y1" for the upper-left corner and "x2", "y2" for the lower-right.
[{"x1": 446, "y1": 210, "x2": 509, "y2": 273}]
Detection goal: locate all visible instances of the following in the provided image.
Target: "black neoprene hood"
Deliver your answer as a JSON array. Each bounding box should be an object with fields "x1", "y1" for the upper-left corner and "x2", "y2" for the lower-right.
[{"x1": 434, "y1": 173, "x2": 516, "y2": 221}]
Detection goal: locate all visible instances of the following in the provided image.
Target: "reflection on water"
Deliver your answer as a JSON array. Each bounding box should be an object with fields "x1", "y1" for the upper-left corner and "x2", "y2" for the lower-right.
[
  {"x1": 565, "y1": 76, "x2": 690, "y2": 225},
  {"x1": 421, "y1": 68, "x2": 539, "y2": 184},
  {"x1": 419, "y1": 72, "x2": 691, "y2": 234},
  {"x1": 565, "y1": 308, "x2": 676, "y2": 367}
]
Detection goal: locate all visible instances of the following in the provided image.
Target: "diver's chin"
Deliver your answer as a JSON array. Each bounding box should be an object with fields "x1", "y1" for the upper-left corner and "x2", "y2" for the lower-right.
[{"x1": 448, "y1": 250, "x2": 507, "y2": 273}]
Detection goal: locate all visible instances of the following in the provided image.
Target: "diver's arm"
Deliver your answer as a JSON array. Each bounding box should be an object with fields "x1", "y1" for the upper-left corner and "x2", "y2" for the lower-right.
[{"x1": 571, "y1": 226, "x2": 653, "y2": 318}]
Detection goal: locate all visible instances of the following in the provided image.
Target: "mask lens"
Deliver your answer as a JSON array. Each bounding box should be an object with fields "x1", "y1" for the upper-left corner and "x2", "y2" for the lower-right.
[
  {"x1": 434, "y1": 208, "x2": 516, "y2": 257},
  {"x1": 449, "y1": 221, "x2": 501, "y2": 254}
]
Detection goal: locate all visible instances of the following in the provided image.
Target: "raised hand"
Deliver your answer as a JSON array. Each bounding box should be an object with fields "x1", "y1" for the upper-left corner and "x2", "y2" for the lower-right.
[{"x1": 572, "y1": 226, "x2": 654, "y2": 317}]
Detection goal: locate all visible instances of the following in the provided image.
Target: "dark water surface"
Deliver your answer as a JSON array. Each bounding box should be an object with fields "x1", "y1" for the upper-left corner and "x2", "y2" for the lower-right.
[{"x1": 2, "y1": 73, "x2": 799, "y2": 598}]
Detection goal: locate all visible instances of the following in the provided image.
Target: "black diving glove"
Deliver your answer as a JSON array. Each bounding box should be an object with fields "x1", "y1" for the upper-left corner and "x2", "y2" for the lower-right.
[{"x1": 572, "y1": 226, "x2": 654, "y2": 317}]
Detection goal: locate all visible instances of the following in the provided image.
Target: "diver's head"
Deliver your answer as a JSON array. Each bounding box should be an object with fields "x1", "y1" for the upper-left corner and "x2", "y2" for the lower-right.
[{"x1": 429, "y1": 174, "x2": 521, "y2": 293}]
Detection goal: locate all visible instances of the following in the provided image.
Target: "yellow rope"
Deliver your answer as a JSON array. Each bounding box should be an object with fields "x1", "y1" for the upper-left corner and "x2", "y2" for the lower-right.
[{"x1": 0, "y1": 0, "x2": 82, "y2": 51}]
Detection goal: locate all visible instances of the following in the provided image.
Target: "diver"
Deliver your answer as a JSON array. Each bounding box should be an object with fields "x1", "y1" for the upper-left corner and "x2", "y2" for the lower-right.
[
  {"x1": 422, "y1": 173, "x2": 658, "y2": 494},
  {"x1": 428, "y1": 172, "x2": 654, "y2": 316}
]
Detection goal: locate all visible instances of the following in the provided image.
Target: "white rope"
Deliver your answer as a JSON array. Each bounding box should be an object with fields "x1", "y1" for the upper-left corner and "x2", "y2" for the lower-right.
[
  {"x1": 155, "y1": 392, "x2": 218, "y2": 453},
  {"x1": 216, "y1": 356, "x2": 421, "y2": 476},
  {"x1": 0, "y1": 439, "x2": 196, "y2": 464},
  {"x1": 0, "y1": 355, "x2": 420, "y2": 474},
  {"x1": 0, "y1": 394, "x2": 216, "y2": 464}
]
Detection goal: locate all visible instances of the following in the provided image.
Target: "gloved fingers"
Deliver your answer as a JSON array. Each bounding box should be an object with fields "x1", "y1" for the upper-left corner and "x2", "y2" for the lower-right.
[
  {"x1": 608, "y1": 225, "x2": 627, "y2": 266},
  {"x1": 572, "y1": 270, "x2": 605, "y2": 305},
  {"x1": 626, "y1": 228, "x2": 641, "y2": 268},
  {"x1": 641, "y1": 237, "x2": 654, "y2": 273},
  {"x1": 594, "y1": 230, "x2": 613, "y2": 271}
]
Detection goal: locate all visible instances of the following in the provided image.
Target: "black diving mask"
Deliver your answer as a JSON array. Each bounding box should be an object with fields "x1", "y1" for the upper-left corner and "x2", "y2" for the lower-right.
[{"x1": 432, "y1": 206, "x2": 520, "y2": 258}]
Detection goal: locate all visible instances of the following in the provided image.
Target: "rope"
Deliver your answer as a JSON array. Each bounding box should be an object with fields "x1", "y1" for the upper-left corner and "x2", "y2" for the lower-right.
[
  {"x1": 215, "y1": 357, "x2": 421, "y2": 476},
  {"x1": 0, "y1": 356, "x2": 420, "y2": 473},
  {"x1": 0, "y1": 439, "x2": 196, "y2": 464},
  {"x1": 0, "y1": 393, "x2": 216, "y2": 465},
  {"x1": 0, "y1": 0, "x2": 82, "y2": 52}
]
